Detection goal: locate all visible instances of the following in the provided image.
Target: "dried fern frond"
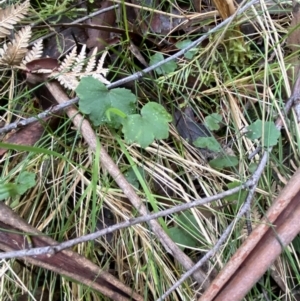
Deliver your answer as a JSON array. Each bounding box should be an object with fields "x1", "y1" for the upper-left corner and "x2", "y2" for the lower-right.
[
  {"x1": 21, "y1": 39, "x2": 43, "y2": 67},
  {"x1": 250, "y1": 207, "x2": 262, "y2": 225},
  {"x1": 72, "y1": 44, "x2": 86, "y2": 73},
  {"x1": 51, "y1": 46, "x2": 110, "y2": 90},
  {"x1": 58, "y1": 46, "x2": 77, "y2": 73},
  {"x1": 85, "y1": 47, "x2": 97, "y2": 73},
  {"x1": 0, "y1": 0, "x2": 30, "y2": 39},
  {"x1": 0, "y1": 26, "x2": 31, "y2": 66}
]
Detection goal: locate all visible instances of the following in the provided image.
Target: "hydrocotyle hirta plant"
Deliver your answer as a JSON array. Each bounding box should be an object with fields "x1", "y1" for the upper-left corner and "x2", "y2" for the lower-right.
[{"x1": 0, "y1": 0, "x2": 171, "y2": 148}]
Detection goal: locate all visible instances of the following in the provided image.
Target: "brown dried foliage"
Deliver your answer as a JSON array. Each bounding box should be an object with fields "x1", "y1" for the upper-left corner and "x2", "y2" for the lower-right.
[{"x1": 0, "y1": 1, "x2": 109, "y2": 88}]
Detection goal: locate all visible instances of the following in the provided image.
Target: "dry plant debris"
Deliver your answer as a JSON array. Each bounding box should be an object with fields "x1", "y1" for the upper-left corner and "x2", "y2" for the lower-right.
[
  {"x1": 0, "y1": 1, "x2": 109, "y2": 88},
  {"x1": 1, "y1": 0, "x2": 300, "y2": 301},
  {"x1": 0, "y1": 0, "x2": 30, "y2": 39}
]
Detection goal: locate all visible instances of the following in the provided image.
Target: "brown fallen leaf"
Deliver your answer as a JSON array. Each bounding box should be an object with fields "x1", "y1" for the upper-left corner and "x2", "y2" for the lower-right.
[
  {"x1": 26, "y1": 57, "x2": 59, "y2": 73},
  {"x1": 174, "y1": 107, "x2": 210, "y2": 143},
  {"x1": 0, "y1": 115, "x2": 59, "y2": 157},
  {"x1": 129, "y1": 41, "x2": 148, "y2": 67},
  {"x1": 86, "y1": 0, "x2": 116, "y2": 50}
]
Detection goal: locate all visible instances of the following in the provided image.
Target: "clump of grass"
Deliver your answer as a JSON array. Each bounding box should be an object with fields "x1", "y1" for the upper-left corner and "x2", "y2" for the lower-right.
[{"x1": 0, "y1": 0, "x2": 299, "y2": 300}]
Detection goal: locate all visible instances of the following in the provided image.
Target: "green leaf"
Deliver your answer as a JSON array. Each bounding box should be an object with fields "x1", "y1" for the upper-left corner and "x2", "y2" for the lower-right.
[
  {"x1": 0, "y1": 171, "x2": 36, "y2": 201},
  {"x1": 245, "y1": 120, "x2": 280, "y2": 147},
  {"x1": 0, "y1": 183, "x2": 18, "y2": 200},
  {"x1": 204, "y1": 113, "x2": 222, "y2": 131},
  {"x1": 122, "y1": 102, "x2": 172, "y2": 148},
  {"x1": 16, "y1": 171, "x2": 36, "y2": 195},
  {"x1": 168, "y1": 212, "x2": 201, "y2": 250},
  {"x1": 292, "y1": 236, "x2": 300, "y2": 254},
  {"x1": 175, "y1": 39, "x2": 197, "y2": 59},
  {"x1": 76, "y1": 77, "x2": 136, "y2": 128},
  {"x1": 105, "y1": 107, "x2": 127, "y2": 121},
  {"x1": 149, "y1": 53, "x2": 177, "y2": 75},
  {"x1": 224, "y1": 182, "x2": 247, "y2": 205},
  {"x1": 245, "y1": 120, "x2": 263, "y2": 140},
  {"x1": 249, "y1": 162, "x2": 258, "y2": 173},
  {"x1": 193, "y1": 136, "x2": 221, "y2": 152},
  {"x1": 176, "y1": 212, "x2": 198, "y2": 234},
  {"x1": 209, "y1": 156, "x2": 239, "y2": 169},
  {"x1": 261, "y1": 121, "x2": 280, "y2": 147},
  {"x1": 124, "y1": 167, "x2": 145, "y2": 189},
  {"x1": 168, "y1": 226, "x2": 198, "y2": 250}
]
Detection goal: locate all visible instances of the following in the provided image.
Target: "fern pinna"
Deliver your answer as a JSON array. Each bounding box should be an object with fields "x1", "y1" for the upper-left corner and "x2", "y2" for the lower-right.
[{"x1": 0, "y1": 0, "x2": 109, "y2": 90}]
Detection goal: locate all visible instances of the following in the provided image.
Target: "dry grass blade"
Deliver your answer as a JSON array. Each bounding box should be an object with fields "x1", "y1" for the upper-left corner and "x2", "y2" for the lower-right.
[
  {"x1": 0, "y1": 203, "x2": 143, "y2": 301},
  {"x1": 0, "y1": 26, "x2": 31, "y2": 65},
  {"x1": 199, "y1": 168, "x2": 300, "y2": 301},
  {"x1": 0, "y1": 0, "x2": 30, "y2": 39}
]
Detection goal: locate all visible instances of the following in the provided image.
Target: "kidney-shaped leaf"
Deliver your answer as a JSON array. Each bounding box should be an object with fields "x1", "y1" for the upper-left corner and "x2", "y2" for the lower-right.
[
  {"x1": 246, "y1": 119, "x2": 280, "y2": 147},
  {"x1": 168, "y1": 226, "x2": 198, "y2": 250},
  {"x1": 76, "y1": 77, "x2": 136, "y2": 128},
  {"x1": 149, "y1": 53, "x2": 177, "y2": 75},
  {"x1": 122, "y1": 102, "x2": 172, "y2": 148}
]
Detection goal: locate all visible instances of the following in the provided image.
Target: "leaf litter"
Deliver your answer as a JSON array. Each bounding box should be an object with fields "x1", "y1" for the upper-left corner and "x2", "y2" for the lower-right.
[{"x1": 0, "y1": 1, "x2": 300, "y2": 301}]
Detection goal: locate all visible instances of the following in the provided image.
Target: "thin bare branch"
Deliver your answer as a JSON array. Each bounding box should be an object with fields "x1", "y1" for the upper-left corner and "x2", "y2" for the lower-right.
[
  {"x1": 0, "y1": 178, "x2": 253, "y2": 261},
  {"x1": 157, "y1": 153, "x2": 268, "y2": 301},
  {"x1": 0, "y1": 97, "x2": 79, "y2": 135},
  {"x1": 107, "y1": 0, "x2": 259, "y2": 89}
]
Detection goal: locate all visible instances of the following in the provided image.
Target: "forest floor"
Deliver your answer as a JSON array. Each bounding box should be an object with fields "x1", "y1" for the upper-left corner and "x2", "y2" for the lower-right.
[{"x1": 0, "y1": 0, "x2": 300, "y2": 300}]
